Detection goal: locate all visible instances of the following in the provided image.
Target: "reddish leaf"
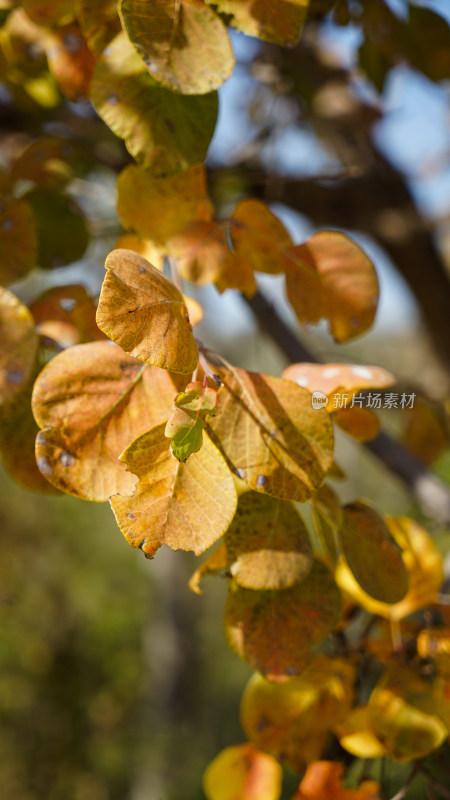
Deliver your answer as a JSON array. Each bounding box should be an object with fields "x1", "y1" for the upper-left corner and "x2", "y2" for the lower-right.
[
  {"x1": 203, "y1": 743, "x2": 282, "y2": 800},
  {"x1": 46, "y1": 22, "x2": 96, "y2": 102},
  {"x1": 292, "y1": 762, "x2": 381, "y2": 800},
  {"x1": 282, "y1": 362, "x2": 394, "y2": 411}
]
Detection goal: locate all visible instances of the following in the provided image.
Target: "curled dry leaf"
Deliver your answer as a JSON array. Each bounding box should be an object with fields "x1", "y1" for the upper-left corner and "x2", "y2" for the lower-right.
[
  {"x1": 203, "y1": 743, "x2": 282, "y2": 800},
  {"x1": 110, "y1": 423, "x2": 237, "y2": 557},
  {"x1": 90, "y1": 32, "x2": 218, "y2": 175},
  {"x1": 117, "y1": 163, "x2": 213, "y2": 245},
  {"x1": 282, "y1": 362, "x2": 394, "y2": 411},
  {"x1": 204, "y1": 0, "x2": 309, "y2": 46},
  {"x1": 120, "y1": 0, "x2": 234, "y2": 95},
  {"x1": 225, "y1": 560, "x2": 342, "y2": 681},
  {"x1": 284, "y1": 232, "x2": 379, "y2": 342},
  {"x1": 189, "y1": 540, "x2": 229, "y2": 595},
  {"x1": 96, "y1": 249, "x2": 199, "y2": 374},
  {"x1": 207, "y1": 367, "x2": 334, "y2": 502},
  {"x1": 340, "y1": 501, "x2": 408, "y2": 604},
  {"x1": 165, "y1": 381, "x2": 221, "y2": 462},
  {"x1": 241, "y1": 655, "x2": 355, "y2": 771},
  {"x1": 32, "y1": 340, "x2": 179, "y2": 500},
  {"x1": 336, "y1": 515, "x2": 443, "y2": 620},
  {"x1": 225, "y1": 491, "x2": 313, "y2": 590}
]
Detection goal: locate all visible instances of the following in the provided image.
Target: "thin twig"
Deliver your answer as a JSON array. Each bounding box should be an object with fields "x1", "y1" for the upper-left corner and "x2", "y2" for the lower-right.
[{"x1": 389, "y1": 764, "x2": 420, "y2": 800}]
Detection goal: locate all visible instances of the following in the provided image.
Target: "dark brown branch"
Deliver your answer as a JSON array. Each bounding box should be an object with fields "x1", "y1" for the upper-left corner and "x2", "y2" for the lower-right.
[{"x1": 245, "y1": 290, "x2": 450, "y2": 525}]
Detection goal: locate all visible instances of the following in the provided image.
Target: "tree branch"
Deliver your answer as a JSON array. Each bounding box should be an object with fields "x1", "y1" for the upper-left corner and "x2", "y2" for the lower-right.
[{"x1": 244, "y1": 290, "x2": 450, "y2": 525}]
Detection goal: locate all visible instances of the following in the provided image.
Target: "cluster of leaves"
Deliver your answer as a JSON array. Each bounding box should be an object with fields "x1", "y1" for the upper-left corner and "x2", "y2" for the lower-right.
[{"x1": 1, "y1": 1, "x2": 450, "y2": 798}]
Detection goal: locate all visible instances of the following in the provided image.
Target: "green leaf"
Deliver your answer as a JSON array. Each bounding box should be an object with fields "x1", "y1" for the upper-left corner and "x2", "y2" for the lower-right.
[
  {"x1": 120, "y1": 0, "x2": 234, "y2": 95},
  {"x1": 90, "y1": 32, "x2": 218, "y2": 176},
  {"x1": 165, "y1": 381, "x2": 221, "y2": 462},
  {"x1": 26, "y1": 187, "x2": 89, "y2": 269}
]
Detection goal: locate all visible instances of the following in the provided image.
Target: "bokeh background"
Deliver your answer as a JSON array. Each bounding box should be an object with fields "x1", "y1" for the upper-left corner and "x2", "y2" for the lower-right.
[{"x1": 1, "y1": 1, "x2": 450, "y2": 798}]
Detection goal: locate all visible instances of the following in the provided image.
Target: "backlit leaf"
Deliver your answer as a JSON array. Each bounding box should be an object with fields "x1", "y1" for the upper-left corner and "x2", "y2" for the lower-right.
[
  {"x1": 96, "y1": 248, "x2": 199, "y2": 373},
  {"x1": 76, "y1": 0, "x2": 121, "y2": 56},
  {"x1": 334, "y1": 407, "x2": 380, "y2": 442},
  {"x1": 368, "y1": 665, "x2": 448, "y2": 762},
  {"x1": 283, "y1": 362, "x2": 394, "y2": 412},
  {"x1": 402, "y1": 397, "x2": 448, "y2": 465},
  {"x1": 340, "y1": 501, "x2": 408, "y2": 604},
  {"x1": 335, "y1": 516, "x2": 443, "y2": 620},
  {"x1": 204, "y1": 0, "x2": 309, "y2": 47},
  {"x1": 231, "y1": 199, "x2": 293, "y2": 276},
  {"x1": 292, "y1": 761, "x2": 381, "y2": 800},
  {"x1": 225, "y1": 560, "x2": 342, "y2": 681},
  {"x1": 110, "y1": 423, "x2": 237, "y2": 557},
  {"x1": 337, "y1": 706, "x2": 387, "y2": 759},
  {"x1": 46, "y1": 22, "x2": 96, "y2": 102},
  {"x1": 90, "y1": 32, "x2": 218, "y2": 175},
  {"x1": 203, "y1": 743, "x2": 282, "y2": 800},
  {"x1": 32, "y1": 340, "x2": 179, "y2": 500},
  {"x1": 207, "y1": 368, "x2": 334, "y2": 502},
  {"x1": 120, "y1": 0, "x2": 234, "y2": 95},
  {"x1": 0, "y1": 286, "x2": 38, "y2": 407},
  {"x1": 240, "y1": 655, "x2": 355, "y2": 770},
  {"x1": 311, "y1": 483, "x2": 342, "y2": 563},
  {"x1": 225, "y1": 491, "x2": 313, "y2": 590},
  {"x1": 284, "y1": 232, "x2": 379, "y2": 342},
  {"x1": 0, "y1": 194, "x2": 37, "y2": 284},
  {"x1": 165, "y1": 381, "x2": 221, "y2": 462},
  {"x1": 188, "y1": 540, "x2": 229, "y2": 594},
  {"x1": 115, "y1": 233, "x2": 166, "y2": 271},
  {"x1": 26, "y1": 187, "x2": 89, "y2": 268},
  {"x1": 29, "y1": 284, "x2": 104, "y2": 349},
  {"x1": 117, "y1": 163, "x2": 213, "y2": 244}
]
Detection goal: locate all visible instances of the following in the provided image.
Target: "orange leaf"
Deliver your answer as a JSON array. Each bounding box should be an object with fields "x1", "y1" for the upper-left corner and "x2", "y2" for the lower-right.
[
  {"x1": 402, "y1": 397, "x2": 449, "y2": 465},
  {"x1": 29, "y1": 284, "x2": 104, "y2": 349},
  {"x1": 230, "y1": 199, "x2": 293, "y2": 276},
  {"x1": 0, "y1": 286, "x2": 38, "y2": 407},
  {"x1": 334, "y1": 407, "x2": 380, "y2": 442},
  {"x1": 203, "y1": 743, "x2": 282, "y2": 800},
  {"x1": 292, "y1": 762, "x2": 381, "y2": 800},
  {"x1": 110, "y1": 423, "x2": 237, "y2": 557},
  {"x1": 32, "y1": 340, "x2": 180, "y2": 500},
  {"x1": 225, "y1": 561, "x2": 342, "y2": 681},
  {"x1": 96, "y1": 249, "x2": 199, "y2": 374},
  {"x1": 46, "y1": 23, "x2": 96, "y2": 102},
  {"x1": 284, "y1": 232, "x2": 379, "y2": 342},
  {"x1": 282, "y1": 363, "x2": 394, "y2": 411},
  {"x1": 207, "y1": 367, "x2": 334, "y2": 502}
]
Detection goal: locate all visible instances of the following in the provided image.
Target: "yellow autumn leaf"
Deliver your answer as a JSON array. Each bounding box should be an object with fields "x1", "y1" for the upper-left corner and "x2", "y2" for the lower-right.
[{"x1": 203, "y1": 743, "x2": 282, "y2": 800}]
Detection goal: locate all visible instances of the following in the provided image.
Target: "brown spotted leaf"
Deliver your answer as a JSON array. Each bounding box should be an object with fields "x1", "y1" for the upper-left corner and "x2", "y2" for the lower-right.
[
  {"x1": 0, "y1": 194, "x2": 37, "y2": 284},
  {"x1": 207, "y1": 368, "x2": 334, "y2": 502},
  {"x1": 117, "y1": 163, "x2": 213, "y2": 245},
  {"x1": 76, "y1": 0, "x2": 121, "y2": 55},
  {"x1": 0, "y1": 286, "x2": 38, "y2": 407},
  {"x1": 203, "y1": 743, "x2": 282, "y2": 800},
  {"x1": 340, "y1": 501, "x2": 408, "y2": 604},
  {"x1": 96, "y1": 249, "x2": 198, "y2": 373},
  {"x1": 225, "y1": 491, "x2": 313, "y2": 590},
  {"x1": 225, "y1": 560, "x2": 342, "y2": 681},
  {"x1": 283, "y1": 362, "x2": 394, "y2": 411},
  {"x1": 284, "y1": 232, "x2": 379, "y2": 342},
  {"x1": 120, "y1": 0, "x2": 234, "y2": 95},
  {"x1": 90, "y1": 32, "x2": 218, "y2": 176},
  {"x1": 110, "y1": 423, "x2": 237, "y2": 557},
  {"x1": 204, "y1": 0, "x2": 309, "y2": 46},
  {"x1": 32, "y1": 340, "x2": 180, "y2": 500},
  {"x1": 240, "y1": 655, "x2": 355, "y2": 771}
]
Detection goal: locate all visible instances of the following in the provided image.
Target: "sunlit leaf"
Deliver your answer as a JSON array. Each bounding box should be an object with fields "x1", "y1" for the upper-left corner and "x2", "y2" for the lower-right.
[
  {"x1": 368, "y1": 665, "x2": 448, "y2": 762},
  {"x1": 46, "y1": 22, "x2": 96, "y2": 102},
  {"x1": 117, "y1": 163, "x2": 213, "y2": 244},
  {"x1": 76, "y1": 0, "x2": 121, "y2": 56},
  {"x1": 110, "y1": 423, "x2": 237, "y2": 557},
  {"x1": 225, "y1": 560, "x2": 341, "y2": 681},
  {"x1": 0, "y1": 286, "x2": 38, "y2": 407},
  {"x1": 29, "y1": 284, "x2": 104, "y2": 349},
  {"x1": 203, "y1": 743, "x2": 282, "y2": 800},
  {"x1": 334, "y1": 407, "x2": 380, "y2": 442},
  {"x1": 165, "y1": 380, "x2": 221, "y2": 462},
  {"x1": 120, "y1": 0, "x2": 234, "y2": 95},
  {"x1": 225, "y1": 491, "x2": 313, "y2": 590},
  {"x1": 115, "y1": 233, "x2": 166, "y2": 271},
  {"x1": 204, "y1": 0, "x2": 309, "y2": 46},
  {"x1": 90, "y1": 32, "x2": 218, "y2": 175},
  {"x1": 231, "y1": 199, "x2": 293, "y2": 276},
  {"x1": 340, "y1": 501, "x2": 408, "y2": 604},
  {"x1": 189, "y1": 540, "x2": 229, "y2": 594},
  {"x1": 292, "y1": 761, "x2": 381, "y2": 800},
  {"x1": 283, "y1": 362, "x2": 394, "y2": 412},
  {"x1": 284, "y1": 232, "x2": 379, "y2": 342},
  {"x1": 336, "y1": 706, "x2": 387, "y2": 759},
  {"x1": 417, "y1": 629, "x2": 450, "y2": 677},
  {"x1": 32, "y1": 340, "x2": 180, "y2": 500},
  {"x1": 1, "y1": 8, "x2": 48, "y2": 77},
  {"x1": 0, "y1": 194, "x2": 37, "y2": 284},
  {"x1": 335, "y1": 516, "x2": 443, "y2": 620},
  {"x1": 96, "y1": 248, "x2": 199, "y2": 373},
  {"x1": 240, "y1": 655, "x2": 355, "y2": 770},
  {"x1": 25, "y1": 187, "x2": 89, "y2": 268},
  {"x1": 207, "y1": 367, "x2": 334, "y2": 502}
]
